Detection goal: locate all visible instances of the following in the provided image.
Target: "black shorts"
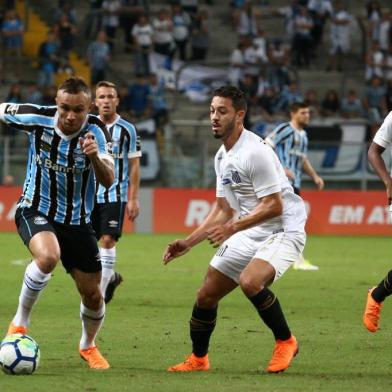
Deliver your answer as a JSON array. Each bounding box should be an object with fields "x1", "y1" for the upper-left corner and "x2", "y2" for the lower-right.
[
  {"x1": 91, "y1": 201, "x2": 126, "y2": 241},
  {"x1": 15, "y1": 207, "x2": 101, "y2": 274}
]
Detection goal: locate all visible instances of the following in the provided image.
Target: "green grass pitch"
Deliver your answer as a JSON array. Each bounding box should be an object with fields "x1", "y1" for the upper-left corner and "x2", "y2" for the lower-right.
[{"x1": 0, "y1": 232, "x2": 392, "y2": 391}]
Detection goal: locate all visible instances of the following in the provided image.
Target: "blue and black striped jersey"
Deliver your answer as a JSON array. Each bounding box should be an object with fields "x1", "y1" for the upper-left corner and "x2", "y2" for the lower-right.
[
  {"x1": 0, "y1": 103, "x2": 112, "y2": 225},
  {"x1": 95, "y1": 115, "x2": 141, "y2": 204},
  {"x1": 266, "y1": 122, "x2": 308, "y2": 189}
]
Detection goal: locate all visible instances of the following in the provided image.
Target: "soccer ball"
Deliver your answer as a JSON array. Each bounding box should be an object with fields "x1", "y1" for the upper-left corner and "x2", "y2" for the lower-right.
[{"x1": 0, "y1": 334, "x2": 40, "y2": 375}]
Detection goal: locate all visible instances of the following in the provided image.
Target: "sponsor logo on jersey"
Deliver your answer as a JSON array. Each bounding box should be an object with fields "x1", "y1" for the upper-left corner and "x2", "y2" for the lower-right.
[
  {"x1": 34, "y1": 216, "x2": 48, "y2": 225},
  {"x1": 35, "y1": 155, "x2": 90, "y2": 174},
  {"x1": 6, "y1": 104, "x2": 19, "y2": 116},
  {"x1": 221, "y1": 177, "x2": 231, "y2": 185}
]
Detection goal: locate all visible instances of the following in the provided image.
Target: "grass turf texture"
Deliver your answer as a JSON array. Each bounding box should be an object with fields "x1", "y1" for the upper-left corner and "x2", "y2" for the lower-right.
[{"x1": 0, "y1": 232, "x2": 391, "y2": 391}]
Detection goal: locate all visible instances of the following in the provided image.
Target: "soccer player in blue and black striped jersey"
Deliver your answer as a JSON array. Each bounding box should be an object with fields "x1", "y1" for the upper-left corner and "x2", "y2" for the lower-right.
[
  {"x1": 0, "y1": 77, "x2": 115, "y2": 369},
  {"x1": 91, "y1": 81, "x2": 142, "y2": 304},
  {"x1": 266, "y1": 102, "x2": 324, "y2": 271}
]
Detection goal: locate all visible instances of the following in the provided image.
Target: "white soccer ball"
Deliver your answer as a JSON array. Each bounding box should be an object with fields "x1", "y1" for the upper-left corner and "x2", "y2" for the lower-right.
[{"x1": 0, "y1": 334, "x2": 40, "y2": 375}]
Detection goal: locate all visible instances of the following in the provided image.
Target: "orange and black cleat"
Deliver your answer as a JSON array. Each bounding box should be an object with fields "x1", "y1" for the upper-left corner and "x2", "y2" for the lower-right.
[
  {"x1": 363, "y1": 287, "x2": 383, "y2": 333},
  {"x1": 80, "y1": 346, "x2": 110, "y2": 369},
  {"x1": 7, "y1": 323, "x2": 27, "y2": 336}
]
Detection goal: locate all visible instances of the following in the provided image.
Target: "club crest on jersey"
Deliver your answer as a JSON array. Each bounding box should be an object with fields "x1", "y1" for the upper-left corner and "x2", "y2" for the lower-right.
[
  {"x1": 73, "y1": 148, "x2": 85, "y2": 163},
  {"x1": 34, "y1": 216, "x2": 48, "y2": 225},
  {"x1": 231, "y1": 170, "x2": 242, "y2": 184}
]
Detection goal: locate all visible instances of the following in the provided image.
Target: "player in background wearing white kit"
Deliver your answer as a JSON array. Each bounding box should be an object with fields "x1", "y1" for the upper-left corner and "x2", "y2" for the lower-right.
[
  {"x1": 364, "y1": 111, "x2": 392, "y2": 332},
  {"x1": 163, "y1": 86, "x2": 307, "y2": 374}
]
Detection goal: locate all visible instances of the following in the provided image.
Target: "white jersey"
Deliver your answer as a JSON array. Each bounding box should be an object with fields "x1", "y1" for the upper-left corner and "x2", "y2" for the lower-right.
[
  {"x1": 373, "y1": 111, "x2": 392, "y2": 175},
  {"x1": 215, "y1": 129, "x2": 307, "y2": 239}
]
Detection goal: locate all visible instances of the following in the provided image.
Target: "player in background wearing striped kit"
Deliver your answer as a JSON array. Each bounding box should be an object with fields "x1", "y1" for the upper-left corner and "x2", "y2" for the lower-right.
[
  {"x1": 91, "y1": 81, "x2": 142, "y2": 304},
  {"x1": 266, "y1": 102, "x2": 324, "y2": 271},
  {"x1": 1, "y1": 77, "x2": 114, "y2": 369}
]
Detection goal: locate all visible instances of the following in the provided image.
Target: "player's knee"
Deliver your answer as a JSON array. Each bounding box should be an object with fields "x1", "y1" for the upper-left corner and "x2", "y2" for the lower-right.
[
  {"x1": 196, "y1": 287, "x2": 218, "y2": 308},
  {"x1": 35, "y1": 251, "x2": 59, "y2": 272},
  {"x1": 239, "y1": 274, "x2": 263, "y2": 297},
  {"x1": 100, "y1": 235, "x2": 115, "y2": 248}
]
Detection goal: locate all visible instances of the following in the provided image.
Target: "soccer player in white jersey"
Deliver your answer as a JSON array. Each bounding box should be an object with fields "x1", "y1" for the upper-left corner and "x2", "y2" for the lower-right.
[
  {"x1": 363, "y1": 111, "x2": 392, "y2": 332},
  {"x1": 91, "y1": 81, "x2": 141, "y2": 303},
  {"x1": 163, "y1": 86, "x2": 307, "y2": 373}
]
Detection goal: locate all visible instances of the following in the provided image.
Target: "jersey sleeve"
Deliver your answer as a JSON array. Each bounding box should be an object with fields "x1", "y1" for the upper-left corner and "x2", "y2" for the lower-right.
[
  {"x1": 124, "y1": 123, "x2": 142, "y2": 159},
  {"x1": 215, "y1": 149, "x2": 225, "y2": 198},
  {"x1": 0, "y1": 103, "x2": 53, "y2": 131},
  {"x1": 248, "y1": 147, "x2": 281, "y2": 198},
  {"x1": 373, "y1": 111, "x2": 392, "y2": 148},
  {"x1": 89, "y1": 124, "x2": 114, "y2": 165},
  {"x1": 265, "y1": 124, "x2": 292, "y2": 148}
]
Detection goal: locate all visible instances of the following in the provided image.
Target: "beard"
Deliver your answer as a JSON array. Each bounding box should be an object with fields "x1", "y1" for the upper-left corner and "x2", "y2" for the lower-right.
[{"x1": 213, "y1": 118, "x2": 236, "y2": 139}]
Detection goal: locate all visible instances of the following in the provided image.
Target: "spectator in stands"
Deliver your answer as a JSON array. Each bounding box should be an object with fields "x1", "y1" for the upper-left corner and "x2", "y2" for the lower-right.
[
  {"x1": 172, "y1": 4, "x2": 191, "y2": 61},
  {"x1": 54, "y1": 1, "x2": 77, "y2": 25},
  {"x1": 275, "y1": 80, "x2": 303, "y2": 113},
  {"x1": 292, "y1": 6, "x2": 313, "y2": 67},
  {"x1": 228, "y1": 41, "x2": 245, "y2": 87},
  {"x1": 87, "y1": 30, "x2": 111, "y2": 85},
  {"x1": 232, "y1": 0, "x2": 258, "y2": 38},
  {"x1": 116, "y1": 83, "x2": 131, "y2": 116},
  {"x1": 132, "y1": 13, "x2": 154, "y2": 76},
  {"x1": 267, "y1": 38, "x2": 290, "y2": 91},
  {"x1": 119, "y1": 1, "x2": 143, "y2": 52},
  {"x1": 54, "y1": 13, "x2": 77, "y2": 55},
  {"x1": 148, "y1": 73, "x2": 169, "y2": 129},
  {"x1": 1, "y1": 9, "x2": 24, "y2": 77},
  {"x1": 258, "y1": 86, "x2": 279, "y2": 120},
  {"x1": 366, "y1": 1, "x2": 382, "y2": 42},
  {"x1": 326, "y1": 2, "x2": 352, "y2": 72},
  {"x1": 25, "y1": 83, "x2": 43, "y2": 105},
  {"x1": 6, "y1": 83, "x2": 23, "y2": 103},
  {"x1": 364, "y1": 75, "x2": 387, "y2": 130},
  {"x1": 239, "y1": 72, "x2": 258, "y2": 128},
  {"x1": 180, "y1": 0, "x2": 199, "y2": 19},
  {"x1": 379, "y1": 9, "x2": 392, "y2": 52},
  {"x1": 384, "y1": 44, "x2": 392, "y2": 81},
  {"x1": 41, "y1": 86, "x2": 57, "y2": 105},
  {"x1": 304, "y1": 88, "x2": 321, "y2": 118},
  {"x1": 365, "y1": 40, "x2": 384, "y2": 81},
  {"x1": 320, "y1": 89, "x2": 340, "y2": 116},
  {"x1": 153, "y1": 8, "x2": 174, "y2": 58},
  {"x1": 101, "y1": 0, "x2": 121, "y2": 51},
  {"x1": 127, "y1": 74, "x2": 151, "y2": 121},
  {"x1": 341, "y1": 90, "x2": 364, "y2": 118},
  {"x1": 242, "y1": 35, "x2": 263, "y2": 82},
  {"x1": 253, "y1": 27, "x2": 268, "y2": 65},
  {"x1": 277, "y1": 0, "x2": 301, "y2": 43},
  {"x1": 190, "y1": 9, "x2": 209, "y2": 61},
  {"x1": 38, "y1": 31, "x2": 60, "y2": 88},
  {"x1": 307, "y1": 0, "x2": 332, "y2": 55}
]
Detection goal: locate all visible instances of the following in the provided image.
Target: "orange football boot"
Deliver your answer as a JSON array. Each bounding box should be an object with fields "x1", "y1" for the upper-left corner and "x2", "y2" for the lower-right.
[
  {"x1": 79, "y1": 346, "x2": 110, "y2": 369},
  {"x1": 168, "y1": 353, "x2": 210, "y2": 372},
  {"x1": 7, "y1": 323, "x2": 27, "y2": 336},
  {"x1": 363, "y1": 287, "x2": 383, "y2": 333},
  {"x1": 267, "y1": 335, "x2": 298, "y2": 373}
]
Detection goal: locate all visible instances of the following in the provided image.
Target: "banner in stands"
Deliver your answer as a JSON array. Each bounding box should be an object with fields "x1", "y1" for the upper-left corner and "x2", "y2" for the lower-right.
[{"x1": 1, "y1": 187, "x2": 391, "y2": 235}]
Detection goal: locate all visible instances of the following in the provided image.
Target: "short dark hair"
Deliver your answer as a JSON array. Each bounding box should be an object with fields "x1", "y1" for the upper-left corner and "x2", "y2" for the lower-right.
[
  {"x1": 290, "y1": 101, "x2": 309, "y2": 113},
  {"x1": 58, "y1": 77, "x2": 91, "y2": 97},
  {"x1": 212, "y1": 86, "x2": 247, "y2": 112},
  {"x1": 95, "y1": 80, "x2": 117, "y2": 90}
]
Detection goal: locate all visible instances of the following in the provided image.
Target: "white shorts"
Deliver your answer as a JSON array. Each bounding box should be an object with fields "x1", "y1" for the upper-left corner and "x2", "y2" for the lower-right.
[{"x1": 210, "y1": 231, "x2": 305, "y2": 284}]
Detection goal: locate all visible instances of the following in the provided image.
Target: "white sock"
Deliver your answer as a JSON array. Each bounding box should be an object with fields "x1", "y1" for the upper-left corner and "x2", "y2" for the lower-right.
[
  {"x1": 12, "y1": 261, "x2": 51, "y2": 327},
  {"x1": 294, "y1": 253, "x2": 305, "y2": 266},
  {"x1": 100, "y1": 247, "x2": 116, "y2": 294},
  {"x1": 79, "y1": 302, "x2": 105, "y2": 350}
]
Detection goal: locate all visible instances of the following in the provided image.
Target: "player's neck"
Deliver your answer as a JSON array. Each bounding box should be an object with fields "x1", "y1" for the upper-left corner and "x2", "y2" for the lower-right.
[
  {"x1": 223, "y1": 125, "x2": 243, "y2": 151},
  {"x1": 100, "y1": 113, "x2": 118, "y2": 125},
  {"x1": 289, "y1": 121, "x2": 302, "y2": 132}
]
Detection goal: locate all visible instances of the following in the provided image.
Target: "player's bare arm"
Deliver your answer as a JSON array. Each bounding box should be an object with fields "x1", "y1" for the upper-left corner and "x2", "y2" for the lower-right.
[
  {"x1": 163, "y1": 197, "x2": 234, "y2": 264},
  {"x1": 368, "y1": 141, "x2": 392, "y2": 204},
  {"x1": 80, "y1": 132, "x2": 114, "y2": 188},
  {"x1": 127, "y1": 157, "x2": 140, "y2": 221},
  {"x1": 303, "y1": 158, "x2": 324, "y2": 190},
  {"x1": 206, "y1": 192, "x2": 283, "y2": 247}
]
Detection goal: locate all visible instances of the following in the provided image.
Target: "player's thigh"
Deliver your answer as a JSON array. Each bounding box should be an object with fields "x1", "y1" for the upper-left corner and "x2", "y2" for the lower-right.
[
  {"x1": 209, "y1": 231, "x2": 257, "y2": 285},
  {"x1": 239, "y1": 258, "x2": 276, "y2": 292},
  {"x1": 55, "y1": 222, "x2": 102, "y2": 275},
  {"x1": 254, "y1": 232, "x2": 305, "y2": 282},
  {"x1": 15, "y1": 207, "x2": 60, "y2": 271}
]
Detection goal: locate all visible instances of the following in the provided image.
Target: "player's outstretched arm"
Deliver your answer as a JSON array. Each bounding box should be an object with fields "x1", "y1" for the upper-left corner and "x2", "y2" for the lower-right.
[
  {"x1": 162, "y1": 197, "x2": 234, "y2": 264},
  {"x1": 127, "y1": 157, "x2": 141, "y2": 221},
  {"x1": 303, "y1": 157, "x2": 324, "y2": 190},
  {"x1": 80, "y1": 132, "x2": 114, "y2": 188}
]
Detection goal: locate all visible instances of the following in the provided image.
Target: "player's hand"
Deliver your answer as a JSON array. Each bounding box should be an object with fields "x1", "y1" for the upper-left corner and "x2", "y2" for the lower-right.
[
  {"x1": 127, "y1": 199, "x2": 139, "y2": 221},
  {"x1": 79, "y1": 132, "x2": 98, "y2": 159},
  {"x1": 163, "y1": 239, "x2": 190, "y2": 264},
  {"x1": 206, "y1": 224, "x2": 234, "y2": 248},
  {"x1": 284, "y1": 168, "x2": 295, "y2": 180},
  {"x1": 314, "y1": 175, "x2": 324, "y2": 190}
]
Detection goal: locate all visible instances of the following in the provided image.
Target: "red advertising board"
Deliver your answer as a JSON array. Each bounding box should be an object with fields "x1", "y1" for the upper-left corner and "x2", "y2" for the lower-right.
[{"x1": 153, "y1": 189, "x2": 392, "y2": 236}]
